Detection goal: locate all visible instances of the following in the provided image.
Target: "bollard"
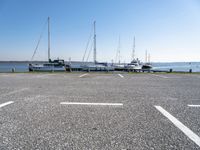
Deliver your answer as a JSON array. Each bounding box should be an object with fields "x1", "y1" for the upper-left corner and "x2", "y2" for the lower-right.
[
  {"x1": 169, "y1": 69, "x2": 173, "y2": 73},
  {"x1": 189, "y1": 69, "x2": 192, "y2": 73}
]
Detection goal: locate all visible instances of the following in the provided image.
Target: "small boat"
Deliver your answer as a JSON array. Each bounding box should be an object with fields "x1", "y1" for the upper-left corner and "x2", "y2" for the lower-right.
[
  {"x1": 142, "y1": 50, "x2": 152, "y2": 70},
  {"x1": 124, "y1": 37, "x2": 142, "y2": 71},
  {"x1": 125, "y1": 58, "x2": 142, "y2": 71},
  {"x1": 142, "y1": 61, "x2": 152, "y2": 69},
  {"x1": 29, "y1": 17, "x2": 67, "y2": 72},
  {"x1": 142, "y1": 63, "x2": 152, "y2": 69}
]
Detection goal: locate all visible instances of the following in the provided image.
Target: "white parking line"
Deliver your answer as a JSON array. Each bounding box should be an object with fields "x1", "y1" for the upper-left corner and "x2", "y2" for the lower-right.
[
  {"x1": 188, "y1": 105, "x2": 200, "y2": 107},
  {"x1": 0, "y1": 101, "x2": 14, "y2": 108},
  {"x1": 118, "y1": 74, "x2": 124, "y2": 78},
  {"x1": 155, "y1": 105, "x2": 200, "y2": 147},
  {"x1": 151, "y1": 74, "x2": 169, "y2": 79},
  {"x1": 60, "y1": 102, "x2": 123, "y2": 106},
  {"x1": 35, "y1": 74, "x2": 56, "y2": 78},
  {"x1": 79, "y1": 73, "x2": 89, "y2": 78}
]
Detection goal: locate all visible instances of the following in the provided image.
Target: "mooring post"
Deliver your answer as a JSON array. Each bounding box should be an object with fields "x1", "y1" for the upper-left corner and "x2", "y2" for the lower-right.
[{"x1": 11, "y1": 68, "x2": 15, "y2": 73}]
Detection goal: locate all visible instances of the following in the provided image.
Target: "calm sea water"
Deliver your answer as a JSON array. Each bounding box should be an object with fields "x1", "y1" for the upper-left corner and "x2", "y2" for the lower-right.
[
  {"x1": 0, "y1": 62, "x2": 200, "y2": 72},
  {"x1": 0, "y1": 62, "x2": 29, "y2": 72},
  {"x1": 152, "y1": 62, "x2": 200, "y2": 72}
]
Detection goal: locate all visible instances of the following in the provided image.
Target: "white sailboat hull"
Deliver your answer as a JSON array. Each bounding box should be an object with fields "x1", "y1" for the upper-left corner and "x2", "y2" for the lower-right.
[
  {"x1": 125, "y1": 65, "x2": 142, "y2": 70},
  {"x1": 29, "y1": 64, "x2": 66, "y2": 72},
  {"x1": 81, "y1": 64, "x2": 114, "y2": 71}
]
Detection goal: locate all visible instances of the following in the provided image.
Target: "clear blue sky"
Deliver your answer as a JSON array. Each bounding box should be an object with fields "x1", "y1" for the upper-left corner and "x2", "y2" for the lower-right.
[{"x1": 0, "y1": 0, "x2": 200, "y2": 62}]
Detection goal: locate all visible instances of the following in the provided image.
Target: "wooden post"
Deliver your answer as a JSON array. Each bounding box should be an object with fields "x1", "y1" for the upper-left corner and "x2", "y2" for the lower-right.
[{"x1": 11, "y1": 68, "x2": 15, "y2": 73}]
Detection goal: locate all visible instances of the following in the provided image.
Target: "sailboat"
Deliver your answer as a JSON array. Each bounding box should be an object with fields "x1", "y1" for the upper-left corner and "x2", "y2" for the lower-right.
[
  {"x1": 81, "y1": 21, "x2": 114, "y2": 71},
  {"x1": 125, "y1": 37, "x2": 142, "y2": 71},
  {"x1": 113, "y1": 36, "x2": 125, "y2": 71},
  {"x1": 142, "y1": 50, "x2": 152, "y2": 69},
  {"x1": 29, "y1": 17, "x2": 67, "y2": 72}
]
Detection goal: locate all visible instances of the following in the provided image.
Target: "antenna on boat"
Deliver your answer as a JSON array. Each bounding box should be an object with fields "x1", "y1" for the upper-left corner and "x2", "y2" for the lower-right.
[
  {"x1": 132, "y1": 37, "x2": 135, "y2": 61},
  {"x1": 93, "y1": 21, "x2": 96, "y2": 63},
  {"x1": 48, "y1": 17, "x2": 51, "y2": 62}
]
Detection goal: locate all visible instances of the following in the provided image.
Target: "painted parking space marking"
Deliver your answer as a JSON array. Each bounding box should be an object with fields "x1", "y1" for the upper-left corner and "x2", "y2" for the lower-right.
[
  {"x1": 79, "y1": 73, "x2": 89, "y2": 78},
  {"x1": 118, "y1": 74, "x2": 124, "y2": 78},
  {"x1": 35, "y1": 74, "x2": 56, "y2": 78},
  {"x1": 188, "y1": 105, "x2": 200, "y2": 107},
  {"x1": 0, "y1": 101, "x2": 14, "y2": 108},
  {"x1": 60, "y1": 102, "x2": 123, "y2": 106},
  {"x1": 155, "y1": 105, "x2": 200, "y2": 147}
]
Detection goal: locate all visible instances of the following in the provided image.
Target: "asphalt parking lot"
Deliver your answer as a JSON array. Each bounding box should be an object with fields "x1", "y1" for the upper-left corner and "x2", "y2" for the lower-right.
[{"x1": 0, "y1": 72, "x2": 200, "y2": 149}]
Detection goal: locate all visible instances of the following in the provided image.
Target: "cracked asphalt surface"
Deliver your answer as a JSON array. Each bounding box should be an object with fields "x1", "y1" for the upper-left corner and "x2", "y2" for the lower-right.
[{"x1": 0, "y1": 73, "x2": 200, "y2": 149}]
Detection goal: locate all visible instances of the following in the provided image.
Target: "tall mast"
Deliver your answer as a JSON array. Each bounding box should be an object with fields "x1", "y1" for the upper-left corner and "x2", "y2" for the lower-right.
[
  {"x1": 118, "y1": 36, "x2": 121, "y2": 64},
  {"x1": 48, "y1": 17, "x2": 51, "y2": 62},
  {"x1": 148, "y1": 53, "x2": 150, "y2": 63},
  {"x1": 93, "y1": 21, "x2": 96, "y2": 63},
  {"x1": 145, "y1": 50, "x2": 147, "y2": 63},
  {"x1": 115, "y1": 36, "x2": 121, "y2": 64},
  {"x1": 132, "y1": 37, "x2": 135, "y2": 61}
]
